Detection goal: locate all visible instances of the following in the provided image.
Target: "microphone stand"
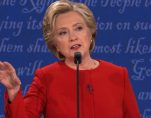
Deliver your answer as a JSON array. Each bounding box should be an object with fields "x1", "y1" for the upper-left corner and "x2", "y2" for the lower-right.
[
  {"x1": 74, "y1": 52, "x2": 81, "y2": 118},
  {"x1": 76, "y1": 60, "x2": 80, "y2": 118}
]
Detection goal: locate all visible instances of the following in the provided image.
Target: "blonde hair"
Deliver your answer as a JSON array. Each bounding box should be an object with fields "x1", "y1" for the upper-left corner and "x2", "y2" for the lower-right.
[{"x1": 43, "y1": 0, "x2": 96, "y2": 60}]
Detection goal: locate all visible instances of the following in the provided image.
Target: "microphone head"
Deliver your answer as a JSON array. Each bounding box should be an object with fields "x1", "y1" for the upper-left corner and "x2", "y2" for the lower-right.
[{"x1": 74, "y1": 52, "x2": 82, "y2": 64}]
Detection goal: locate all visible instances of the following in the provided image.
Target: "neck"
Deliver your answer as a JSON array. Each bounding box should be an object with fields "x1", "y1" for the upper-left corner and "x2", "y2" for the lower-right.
[{"x1": 65, "y1": 54, "x2": 99, "y2": 70}]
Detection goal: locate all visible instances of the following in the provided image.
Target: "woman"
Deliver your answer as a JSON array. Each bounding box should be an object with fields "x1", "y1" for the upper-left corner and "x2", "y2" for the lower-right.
[{"x1": 0, "y1": 0, "x2": 140, "y2": 118}]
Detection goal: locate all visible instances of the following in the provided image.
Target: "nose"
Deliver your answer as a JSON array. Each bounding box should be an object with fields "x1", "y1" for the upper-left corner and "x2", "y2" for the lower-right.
[{"x1": 69, "y1": 31, "x2": 77, "y2": 42}]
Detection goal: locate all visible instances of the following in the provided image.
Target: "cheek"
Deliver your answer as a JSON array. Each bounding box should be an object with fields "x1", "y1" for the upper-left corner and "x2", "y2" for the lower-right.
[
  {"x1": 84, "y1": 33, "x2": 92, "y2": 47},
  {"x1": 56, "y1": 40, "x2": 68, "y2": 51}
]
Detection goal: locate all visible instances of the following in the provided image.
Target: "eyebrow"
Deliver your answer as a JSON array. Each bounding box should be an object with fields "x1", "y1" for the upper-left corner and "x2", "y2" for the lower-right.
[
  {"x1": 56, "y1": 22, "x2": 84, "y2": 31},
  {"x1": 73, "y1": 23, "x2": 84, "y2": 27}
]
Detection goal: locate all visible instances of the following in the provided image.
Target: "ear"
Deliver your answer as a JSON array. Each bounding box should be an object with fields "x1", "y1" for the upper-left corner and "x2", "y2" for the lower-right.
[
  {"x1": 54, "y1": 42, "x2": 59, "y2": 51},
  {"x1": 91, "y1": 28, "x2": 96, "y2": 39}
]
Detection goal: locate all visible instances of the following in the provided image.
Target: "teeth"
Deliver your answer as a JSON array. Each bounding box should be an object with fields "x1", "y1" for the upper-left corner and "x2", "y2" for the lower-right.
[
  {"x1": 71, "y1": 44, "x2": 81, "y2": 49},
  {"x1": 73, "y1": 45, "x2": 79, "y2": 48}
]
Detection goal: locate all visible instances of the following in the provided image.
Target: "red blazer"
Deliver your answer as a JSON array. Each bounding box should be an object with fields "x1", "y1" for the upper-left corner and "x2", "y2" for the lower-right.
[{"x1": 5, "y1": 60, "x2": 141, "y2": 118}]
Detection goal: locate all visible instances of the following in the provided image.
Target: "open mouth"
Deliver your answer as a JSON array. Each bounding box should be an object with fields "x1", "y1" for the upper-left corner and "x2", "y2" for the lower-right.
[{"x1": 71, "y1": 44, "x2": 81, "y2": 50}]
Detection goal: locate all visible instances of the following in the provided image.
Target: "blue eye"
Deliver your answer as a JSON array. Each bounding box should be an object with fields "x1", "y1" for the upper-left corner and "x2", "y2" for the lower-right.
[
  {"x1": 59, "y1": 31, "x2": 67, "y2": 36},
  {"x1": 76, "y1": 26, "x2": 83, "y2": 31}
]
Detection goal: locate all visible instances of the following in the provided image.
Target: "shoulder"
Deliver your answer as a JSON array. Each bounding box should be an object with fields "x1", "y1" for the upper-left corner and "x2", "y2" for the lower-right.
[
  {"x1": 38, "y1": 61, "x2": 61, "y2": 72},
  {"x1": 99, "y1": 60, "x2": 129, "y2": 89},
  {"x1": 101, "y1": 60, "x2": 126, "y2": 71},
  {"x1": 34, "y1": 61, "x2": 63, "y2": 79},
  {"x1": 100, "y1": 60, "x2": 128, "y2": 77}
]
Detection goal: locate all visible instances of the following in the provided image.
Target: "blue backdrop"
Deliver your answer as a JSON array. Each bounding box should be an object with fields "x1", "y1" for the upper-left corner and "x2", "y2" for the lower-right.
[{"x1": 0, "y1": 0, "x2": 151, "y2": 117}]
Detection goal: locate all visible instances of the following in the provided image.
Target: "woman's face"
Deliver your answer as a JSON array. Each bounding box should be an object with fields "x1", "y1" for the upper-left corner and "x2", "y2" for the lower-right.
[{"x1": 54, "y1": 11, "x2": 92, "y2": 60}]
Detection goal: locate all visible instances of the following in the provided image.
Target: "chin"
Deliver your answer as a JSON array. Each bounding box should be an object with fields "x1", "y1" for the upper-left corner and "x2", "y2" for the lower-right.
[{"x1": 74, "y1": 51, "x2": 83, "y2": 55}]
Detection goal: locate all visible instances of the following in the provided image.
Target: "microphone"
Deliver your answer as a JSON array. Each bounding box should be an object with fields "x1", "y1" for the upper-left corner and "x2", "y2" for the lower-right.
[
  {"x1": 74, "y1": 52, "x2": 82, "y2": 64},
  {"x1": 74, "y1": 52, "x2": 81, "y2": 118}
]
